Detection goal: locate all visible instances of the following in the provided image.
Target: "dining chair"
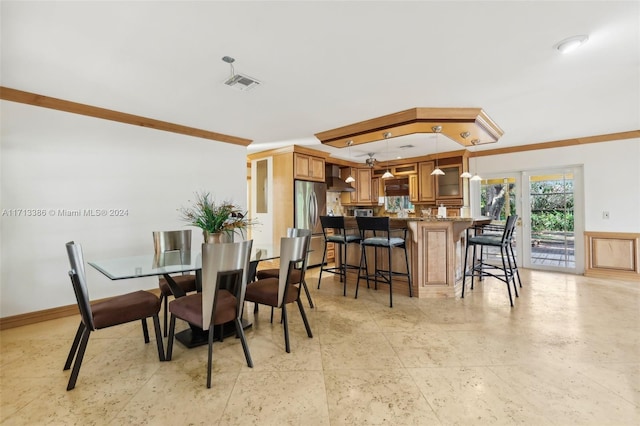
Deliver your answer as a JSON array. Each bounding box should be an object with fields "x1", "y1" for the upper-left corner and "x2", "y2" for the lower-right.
[
  {"x1": 166, "y1": 239, "x2": 254, "y2": 388},
  {"x1": 255, "y1": 228, "x2": 314, "y2": 309},
  {"x1": 245, "y1": 235, "x2": 313, "y2": 353},
  {"x1": 63, "y1": 241, "x2": 165, "y2": 391},
  {"x1": 152, "y1": 230, "x2": 198, "y2": 336},
  {"x1": 461, "y1": 214, "x2": 520, "y2": 306}
]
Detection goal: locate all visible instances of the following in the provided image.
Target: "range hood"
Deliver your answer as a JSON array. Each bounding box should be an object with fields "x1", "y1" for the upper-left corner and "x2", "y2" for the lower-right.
[{"x1": 326, "y1": 165, "x2": 355, "y2": 192}]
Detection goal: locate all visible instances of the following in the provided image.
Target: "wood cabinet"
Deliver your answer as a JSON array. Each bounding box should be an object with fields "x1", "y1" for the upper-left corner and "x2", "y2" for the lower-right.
[
  {"x1": 356, "y1": 168, "x2": 373, "y2": 203},
  {"x1": 371, "y1": 177, "x2": 380, "y2": 203},
  {"x1": 372, "y1": 162, "x2": 418, "y2": 178},
  {"x1": 418, "y1": 161, "x2": 436, "y2": 202},
  {"x1": 409, "y1": 174, "x2": 419, "y2": 203},
  {"x1": 340, "y1": 167, "x2": 357, "y2": 205},
  {"x1": 436, "y1": 164, "x2": 462, "y2": 199},
  {"x1": 294, "y1": 153, "x2": 325, "y2": 182},
  {"x1": 418, "y1": 160, "x2": 464, "y2": 207},
  {"x1": 340, "y1": 167, "x2": 374, "y2": 205}
]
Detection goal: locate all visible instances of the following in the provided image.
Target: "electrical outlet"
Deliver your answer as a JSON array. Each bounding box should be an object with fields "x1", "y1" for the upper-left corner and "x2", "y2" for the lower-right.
[{"x1": 602, "y1": 211, "x2": 610, "y2": 219}]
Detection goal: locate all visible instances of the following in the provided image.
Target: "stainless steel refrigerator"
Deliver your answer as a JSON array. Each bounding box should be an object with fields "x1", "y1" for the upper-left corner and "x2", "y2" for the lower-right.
[{"x1": 294, "y1": 180, "x2": 327, "y2": 267}]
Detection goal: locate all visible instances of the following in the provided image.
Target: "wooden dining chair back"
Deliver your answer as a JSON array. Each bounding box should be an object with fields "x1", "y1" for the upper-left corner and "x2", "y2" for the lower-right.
[
  {"x1": 255, "y1": 227, "x2": 314, "y2": 308},
  {"x1": 166, "y1": 239, "x2": 254, "y2": 388},
  {"x1": 152, "y1": 230, "x2": 197, "y2": 336},
  {"x1": 245, "y1": 235, "x2": 313, "y2": 353},
  {"x1": 63, "y1": 241, "x2": 164, "y2": 391}
]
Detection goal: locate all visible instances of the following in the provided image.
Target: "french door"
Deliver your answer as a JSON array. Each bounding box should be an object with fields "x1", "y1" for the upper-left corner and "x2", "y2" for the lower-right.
[
  {"x1": 522, "y1": 167, "x2": 583, "y2": 273},
  {"x1": 476, "y1": 167, "x2": 583, "y2": 274},
  {"x1": 478, "y1": 174, "x2": 522, "y2": 268}
]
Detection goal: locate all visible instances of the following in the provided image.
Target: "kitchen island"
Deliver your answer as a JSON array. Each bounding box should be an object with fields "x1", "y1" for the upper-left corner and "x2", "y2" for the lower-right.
[{"x1": 338, "y1": 216, "x2": 491, "y2": 298}]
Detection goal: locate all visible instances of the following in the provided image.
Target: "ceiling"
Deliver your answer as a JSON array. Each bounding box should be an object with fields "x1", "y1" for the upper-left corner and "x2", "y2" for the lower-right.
[{"x1": 2, "y1": 1, "x2": 638, "y2": 165}]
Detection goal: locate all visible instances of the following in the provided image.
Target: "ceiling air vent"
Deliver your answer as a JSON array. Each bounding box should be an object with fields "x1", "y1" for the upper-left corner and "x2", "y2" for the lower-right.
[{"x1": 224, "y1": 73, "x2": 261, "y2": 91}]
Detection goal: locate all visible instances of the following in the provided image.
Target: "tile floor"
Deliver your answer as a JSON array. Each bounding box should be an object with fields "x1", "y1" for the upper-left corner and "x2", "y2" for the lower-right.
[{"x1": 1, "y1": 267, "x2": 639, "y2": 425}]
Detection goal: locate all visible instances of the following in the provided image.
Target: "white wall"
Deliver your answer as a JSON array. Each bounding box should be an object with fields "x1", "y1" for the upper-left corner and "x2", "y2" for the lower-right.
[
  {"x1": 0, "y1": 101, "x2": 248, "y2": 317},
  {"x1": 475, "y1": 138, "x2": 640, "y2": 233}
]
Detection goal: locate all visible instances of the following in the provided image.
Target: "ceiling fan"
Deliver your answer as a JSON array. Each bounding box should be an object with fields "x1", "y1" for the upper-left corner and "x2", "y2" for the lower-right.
[{"x1": 364, "y1": 153, "x2": 377, "y2": 168}]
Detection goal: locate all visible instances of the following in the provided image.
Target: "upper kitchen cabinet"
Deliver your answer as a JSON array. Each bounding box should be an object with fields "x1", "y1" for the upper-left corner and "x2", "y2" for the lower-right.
[
  {"x1": 434, "y1": 158, "x2": 464, "y2": 206},
  {"x1": 436, "y1": 164, "x2": 462, "y2": 199},
  {"x1": 340, "y1": 167, "x2": 374, "y2": 205},
  {"x1": 356, "y1": 168, "x2": 373, "y2": 203},
  {"x1": 372, "y1": 163, "x2": 418, "y2": 177},
  {"x1": 409, "y1": 174, "x2": 419, "y2": 203},
  {"x1": 418, "y1": 161, "x2": 436, "y2": 203},
  {"x1": 340, "y1": 167, "x2": 357, "y2": 205},
  {"x1": 294, "y1": 153, "x2": 325, "y2": 182}
]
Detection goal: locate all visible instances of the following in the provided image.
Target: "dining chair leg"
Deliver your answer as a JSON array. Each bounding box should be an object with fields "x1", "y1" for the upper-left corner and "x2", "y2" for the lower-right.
[
  {"x1": 296, "y1": 298, "x2": 313, "y2": 338},
  {"x1": 141, "y1": 318, "x2": 150, "y2": 343},
  {"x1": 388, "y1": 246, "x2": 393, "y2": 308},
  {"x1": 64, "y1": 323, "x2": 85, "y2": 370},
  {"x1": 166, "y1": 315, "x2": 177, "y2": 361},
  {"x1": 282, "y1": 305, "x2": 290, "y2": 353},
  {"x1": 301, "y1": 279, "x2": 314, "y2": 308},
  {"x1": 152, "y1": 315, "x2": 165, "y2": 362},
  {"x1": 235, "y1": 318, "x2": 254, "y2": 368},
  {"x1": 207, "y1": 326, "x2": 215, "y2": 388},
  {"x1": 67, "y1": 327, "x2": 90, "y2": 391}
]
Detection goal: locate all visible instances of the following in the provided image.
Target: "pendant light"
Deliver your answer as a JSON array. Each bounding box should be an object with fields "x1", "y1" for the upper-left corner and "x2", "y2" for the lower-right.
[
  {"x1": 431, "y1": 126, "x2": 445, "y2": 176},
  {"x1": 459, "y1": 131, "x2": 473, "y2": 178},
  {"x1": 470, "y1": 139, "x2": 482, "y2": 181},
  {"x1": 344, "y1": 140, "x2": 356, "y2": 183},
  {"x1": 381, "y1": 132, "x2": 394, "y2": 179}
]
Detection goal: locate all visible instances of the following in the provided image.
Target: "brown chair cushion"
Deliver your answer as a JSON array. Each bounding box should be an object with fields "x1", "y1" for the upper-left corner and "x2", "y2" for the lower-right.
[
  {"x1": 158, "y1": 274, "x2": 197, "y2": 296},
  {"x1": 245, "y1": 278, "x2": 300, "y2": 307},
  {"x1": 168, "y1": 290, "x2": 237, "y2": 328},
  {"x1": 256, "y1": 268, "x2": 302, "y2": 284},
  {"x1": 92, "y1": 290, "x2": 160, "y2": 329}
]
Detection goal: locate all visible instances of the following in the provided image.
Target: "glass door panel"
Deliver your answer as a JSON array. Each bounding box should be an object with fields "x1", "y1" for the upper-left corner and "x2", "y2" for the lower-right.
[
  {"x1": 526, "y1": 170, "x2": 576, "y2": 271},
  {"x1": 479, "y1": 176, "x2": 520, "y2": 266}
]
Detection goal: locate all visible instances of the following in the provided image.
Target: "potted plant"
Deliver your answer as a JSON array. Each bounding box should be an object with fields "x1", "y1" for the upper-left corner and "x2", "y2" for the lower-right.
[{"x1": 179, "y1": 191, "x2": 256, "y2": 242}]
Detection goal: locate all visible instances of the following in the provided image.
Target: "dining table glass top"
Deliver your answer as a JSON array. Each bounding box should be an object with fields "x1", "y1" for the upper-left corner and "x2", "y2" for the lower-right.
[{"x1": 88, "y1": 243, "x2": 278, "y2": 280}]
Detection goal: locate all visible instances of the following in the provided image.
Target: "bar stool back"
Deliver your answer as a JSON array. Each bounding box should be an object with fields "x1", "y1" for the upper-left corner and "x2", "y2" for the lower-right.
[
  {"x1": 355, "y1": 216, "x2": 412, "y2": 307},
  {"x1": 318, "y1": 216, "x2": 361, "y2": 296},
  {"x1": 462, "y1": 214, "x2": 520, "y2": 306}
]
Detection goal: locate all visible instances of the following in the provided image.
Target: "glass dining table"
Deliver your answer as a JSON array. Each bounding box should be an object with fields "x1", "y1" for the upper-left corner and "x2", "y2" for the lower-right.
[{"x1": 88, "y1": 243, "x2": 279, "y2": 347}]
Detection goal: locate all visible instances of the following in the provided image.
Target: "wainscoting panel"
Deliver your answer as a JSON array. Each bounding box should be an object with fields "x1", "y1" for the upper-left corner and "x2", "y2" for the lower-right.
[{"x1": 585, "y1": 232, "x2": 640, "y2": 280}]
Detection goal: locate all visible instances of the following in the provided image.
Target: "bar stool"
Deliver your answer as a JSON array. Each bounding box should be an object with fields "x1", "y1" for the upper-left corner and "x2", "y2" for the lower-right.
[
  {"x1": 462, "y1": 214, "x2": 520, "y2": 306},
  {"x1": 355, "y1": 216, "x2": 412, "y2": 307},
  {"x1": 317, "y1": 216, "x2": 361, "y2": 296}
]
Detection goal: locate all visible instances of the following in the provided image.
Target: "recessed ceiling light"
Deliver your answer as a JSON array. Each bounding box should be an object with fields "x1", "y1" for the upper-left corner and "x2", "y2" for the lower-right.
[{"x1": 555, "y1": 35, "x2": 589, "y2": 54}]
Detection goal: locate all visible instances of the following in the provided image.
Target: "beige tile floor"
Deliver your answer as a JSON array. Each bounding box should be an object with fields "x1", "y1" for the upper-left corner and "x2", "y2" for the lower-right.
[{"x1": 1, "y1": 267, "x2": 639, "y2": 425}]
